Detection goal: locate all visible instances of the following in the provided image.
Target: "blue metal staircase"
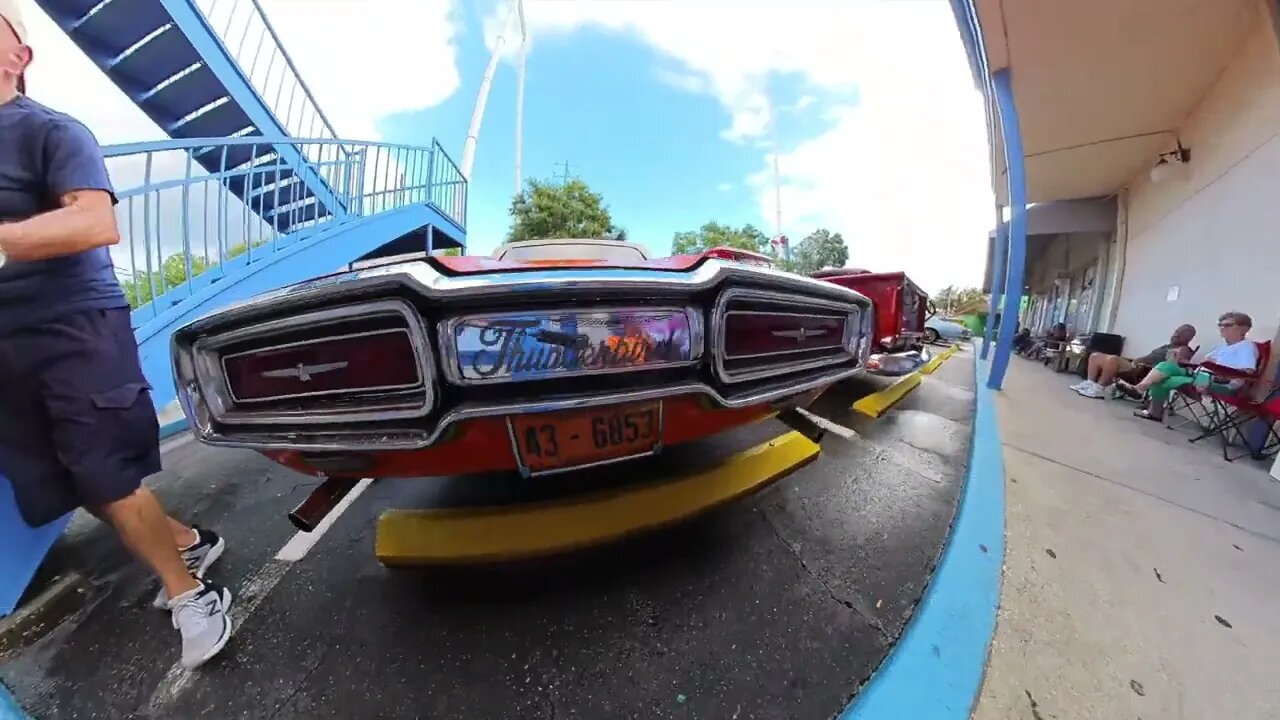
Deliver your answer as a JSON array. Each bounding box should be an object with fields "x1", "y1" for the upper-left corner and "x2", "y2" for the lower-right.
[
  {"x1": 36, "y1": 0, "x2": 349, "y2": 231},
  {"x1": 3, "y1": 0, "x2": 469, "y2": 618}
]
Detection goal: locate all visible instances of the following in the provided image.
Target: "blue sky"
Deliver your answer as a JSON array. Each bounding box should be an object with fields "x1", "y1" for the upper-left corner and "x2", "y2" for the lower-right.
[
  {"x1": 25, "y1": 0, "x2": 995, "y2": 293},
  {"x1": 379, "y1": 20, "x2": 779, "y2": 258}
]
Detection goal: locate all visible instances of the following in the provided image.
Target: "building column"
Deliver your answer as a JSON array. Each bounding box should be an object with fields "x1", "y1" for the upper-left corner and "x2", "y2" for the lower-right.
[
  {"x1": 988, "y1": 68, "x2": 1028, "y2": 391},
  {"x1": 981, "y1": 215, "x2": 1008, "y2": 360}
]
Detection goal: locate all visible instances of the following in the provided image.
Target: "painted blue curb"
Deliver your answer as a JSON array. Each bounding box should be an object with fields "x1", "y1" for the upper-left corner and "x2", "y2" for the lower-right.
[
  {"x1": 0, "y1": 476, "x2": 72, "y2": 619},
  {"x1": 158, "y1": 417, "x2": 190, "y2": 442},
  {"x1": 1, "y1": 684, "x2": 30, "y2": 720},
  {"x1": 840, "y1": 352, "x2": 1006, "y2": 719}
]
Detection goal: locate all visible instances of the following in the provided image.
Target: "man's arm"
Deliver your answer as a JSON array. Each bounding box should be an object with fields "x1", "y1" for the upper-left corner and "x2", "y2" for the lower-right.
[
  {"x1": 0, "y1": 189, "x2": 118, "y2": 262},
  {"x1": 0, "y1": 118, "x2": 119, "y2": 262}
]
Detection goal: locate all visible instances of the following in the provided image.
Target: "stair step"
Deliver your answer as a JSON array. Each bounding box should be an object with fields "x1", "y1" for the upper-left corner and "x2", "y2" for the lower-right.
[
  {"x1": 72, "y1": 0, "x2": 169, "y2": 57},
  {"x1": 226, "y1": 164, "x2": 300, "y2": 198},
  {"x1": 248, "y1": 179, "x2": 312, "y2": 216},
  {"x1": 266, "y1": 199, "x2": 332, "y2": 231},
  {"x1": 142, "y1": 64, "x2": 229, "y2": 123},
  {"x1": 194, "y1": 138, "x2": 266, "y2": 173},
  {"x1": 109, "y1": 25, "x2": 200, "y2": 95},
  {"x1": 170, "y1": 99, "x2": 254, "y2": 139}
]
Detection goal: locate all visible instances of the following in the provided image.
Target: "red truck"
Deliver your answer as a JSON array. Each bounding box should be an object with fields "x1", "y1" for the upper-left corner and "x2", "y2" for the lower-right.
[{"x1": 810, "y1": 268, "x2": 930, "y2": 354}]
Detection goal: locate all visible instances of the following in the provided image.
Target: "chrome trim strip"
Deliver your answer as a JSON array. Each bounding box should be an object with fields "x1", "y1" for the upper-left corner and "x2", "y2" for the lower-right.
[
  {"x1": 174, "y1": 259, "x2": 871, "y2": 340},
  {"x1": 711, "y1": 287, "x2": 862, "y2": 384},
  {"x1": 183, "y1": 299, "x2": 436, "y2": 427},
  {"x1": 438, "y1": 305, "x2": 704, "y2": 386},
  {"x1": 187, "y1": 362, "x2": 863, "y2": 452},
  {"x1": 505, "y1": 399, "x2": 665, "y2": 478},
  {"x1": 221, "y1": 328, "x2": 423, "y2": 404}
]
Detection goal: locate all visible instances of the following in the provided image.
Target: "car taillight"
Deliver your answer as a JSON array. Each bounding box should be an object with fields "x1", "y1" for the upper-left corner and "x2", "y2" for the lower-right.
[
  {"x1": 722, "y1": 313, "x2": 846, "y2": 357},
  {"x1": 713, "y1": 288, "x2": 861, "y2": 383},
  {"x1": 223, "y1": 329, "x2": 422, "y2": 403}
]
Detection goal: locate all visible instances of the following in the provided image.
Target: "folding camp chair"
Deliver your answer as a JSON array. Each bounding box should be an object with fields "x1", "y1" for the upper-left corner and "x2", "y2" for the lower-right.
[{"x1": 1184, "y1": 340, "x2": 1275, "y2": 460}]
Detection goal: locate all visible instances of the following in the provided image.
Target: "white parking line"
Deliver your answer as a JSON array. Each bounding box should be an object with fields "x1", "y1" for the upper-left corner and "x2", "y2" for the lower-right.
[
  {"x1": 144, "y1": 477, "x2": 373, "y2": 715},
  {"x1": 275, "y1": 478, "x2": 375, "y2": 562},
  {"x1": 795, "y1": 407, "x2": 859, "y2": 440}
]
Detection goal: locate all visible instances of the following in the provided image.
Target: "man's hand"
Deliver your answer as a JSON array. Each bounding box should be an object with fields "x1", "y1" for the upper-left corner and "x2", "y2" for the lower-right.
[{"x1": 0, "y1": 189, "x2": 120, "y2": 263}]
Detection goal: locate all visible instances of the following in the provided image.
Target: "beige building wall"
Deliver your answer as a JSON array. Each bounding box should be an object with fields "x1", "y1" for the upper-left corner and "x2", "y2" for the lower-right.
[{"x1": 1110, "y1": 7, "x2": 1280, "y2": 357}]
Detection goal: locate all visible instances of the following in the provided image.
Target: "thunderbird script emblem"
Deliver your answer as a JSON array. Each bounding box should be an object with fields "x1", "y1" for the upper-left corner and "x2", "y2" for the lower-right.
[
  {"x1": 451, "y1": 308, "x2": 698, "y2": 383},
  {"x1": 260, "y1": 361, "x2": 348, "y2": 383}
]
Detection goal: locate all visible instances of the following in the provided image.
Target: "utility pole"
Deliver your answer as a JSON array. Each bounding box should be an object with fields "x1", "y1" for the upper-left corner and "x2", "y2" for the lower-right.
[
  {"x1": 462, "y1": 0, "x2": 517, "y2": 180},
  {"x1": 556, "y1": 160, "x2": 577, "y2": 186},
  {"x1": 514, "y1": 0, "x2": 527, "y2": 196}
]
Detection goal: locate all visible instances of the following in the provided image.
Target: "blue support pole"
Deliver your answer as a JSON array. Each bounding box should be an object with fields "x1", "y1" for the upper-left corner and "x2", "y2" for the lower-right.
[
  {"x1": 988, "y1": 69, "x2": 1028, "y2": 391},
  {"x1": 980, "y1": 215, "x2": 1007, "y2": 360}
]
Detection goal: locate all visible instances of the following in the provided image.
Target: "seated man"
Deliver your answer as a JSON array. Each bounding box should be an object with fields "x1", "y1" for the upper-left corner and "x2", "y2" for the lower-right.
[
  {"x1": 1123, "y1": 312, "x2": 1258, "y2": 421},
  {"x1": 1029, "y1": 322, "x2": 1068, "y2": 360},
  {"x1": 1071, "y1": 323, "x2": 1196, "y2": 398}
]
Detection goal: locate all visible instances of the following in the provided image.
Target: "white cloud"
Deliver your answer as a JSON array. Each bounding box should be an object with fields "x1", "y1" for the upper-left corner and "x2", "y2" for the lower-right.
[
  {"x1": 495, "y1": 0, "x2": 994, "y2": 291},
  {"x1": 717, "y1": 182, "x2": 734, "y2": 192}
]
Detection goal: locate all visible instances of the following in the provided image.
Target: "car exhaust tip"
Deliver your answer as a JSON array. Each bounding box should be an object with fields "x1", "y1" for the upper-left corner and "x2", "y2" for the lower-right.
[{"x1": 288, "y1": 476, "x2": 363, "y2": 533}]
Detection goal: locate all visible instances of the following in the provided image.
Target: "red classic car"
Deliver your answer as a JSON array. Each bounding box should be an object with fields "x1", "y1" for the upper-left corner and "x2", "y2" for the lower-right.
[
  {"x1": 171, "y1": 238, "x2": 874, "y2": 528},
  {"x1": 810, "y1": 268, "x2": 929, "y2": 353}
]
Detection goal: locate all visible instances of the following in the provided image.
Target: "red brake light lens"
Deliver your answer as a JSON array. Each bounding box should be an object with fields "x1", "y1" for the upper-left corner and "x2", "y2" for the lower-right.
[
  {"x1": 722, "y1": 313, "x2": 847, "y2": 357},
  {"x1": 703, "y1": 247, "x2": 775, "y2": 267},
  {"x1": 223, "y1": 330, "x2": 421, "y2": 403}
]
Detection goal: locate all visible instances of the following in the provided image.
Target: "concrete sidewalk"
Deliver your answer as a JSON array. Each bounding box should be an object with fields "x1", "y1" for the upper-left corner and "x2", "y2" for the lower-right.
[{"x1": 974, "y1": 358, "x2": 1280, "y2": 720}]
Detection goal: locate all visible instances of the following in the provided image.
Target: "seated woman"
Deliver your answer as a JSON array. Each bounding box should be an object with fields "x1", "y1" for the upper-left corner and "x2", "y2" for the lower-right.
[{"x1": 1122, "y1": 312, "x2": 1259, "y2": 421}]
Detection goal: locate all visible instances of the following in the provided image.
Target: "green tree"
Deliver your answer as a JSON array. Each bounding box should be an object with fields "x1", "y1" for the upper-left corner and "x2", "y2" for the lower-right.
[
  {"x1": 790, "y1": 228, "x2": 848, "y2": 275},
  {"x1": 933, "y1": 285, "x2": 987, "y2": 316},
  {"x1": 121, "y1": 252, "x2": 212, "y2": 308},
  {"x1": 671, "y1": 221, "x2": 768, "y2": 255},
  {"x1": 507, "y1": 178, "x2": 616, "y2": 243}
]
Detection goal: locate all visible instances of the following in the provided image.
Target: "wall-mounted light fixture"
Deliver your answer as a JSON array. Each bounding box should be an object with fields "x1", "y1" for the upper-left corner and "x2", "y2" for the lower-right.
[{"x1": 1150, "y1": 139, "x2": 1191, "y2": 184}]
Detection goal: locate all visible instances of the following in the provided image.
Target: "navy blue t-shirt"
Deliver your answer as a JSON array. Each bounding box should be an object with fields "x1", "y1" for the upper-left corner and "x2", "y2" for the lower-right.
[{"x1": 0, "y1": 95, "x2": 126, "y2": 336}]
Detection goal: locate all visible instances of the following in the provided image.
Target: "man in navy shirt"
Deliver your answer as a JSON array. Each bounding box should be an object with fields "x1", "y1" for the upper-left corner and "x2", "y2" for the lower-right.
[{"x1": 0, "y1": 0, "x2": 231, "y2": 669}]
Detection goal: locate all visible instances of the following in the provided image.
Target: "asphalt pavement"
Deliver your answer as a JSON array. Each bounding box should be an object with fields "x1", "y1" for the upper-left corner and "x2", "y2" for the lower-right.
[{"x1": 0, "y1": 349, "x2": 975, "y2": 720}]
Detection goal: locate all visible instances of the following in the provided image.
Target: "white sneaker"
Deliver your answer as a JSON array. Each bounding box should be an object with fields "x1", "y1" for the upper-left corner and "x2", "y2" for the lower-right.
[
  {"x1": 170, "y1": 578, "x2": 234, "y2": 670},
  {"x1": 1077, "y1": 382, "x2": 1105, "y2": 398},
  {"x1": 153, "y1": 527, "x2": 226, "y2": 609}
]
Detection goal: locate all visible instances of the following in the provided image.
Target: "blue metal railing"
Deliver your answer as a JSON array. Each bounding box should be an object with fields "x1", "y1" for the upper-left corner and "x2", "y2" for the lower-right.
[
  {"x1": 104, "y1": 136, "x2": 467, "y2": 326},
  {"x1": 193, "y1": 0, "x2": 341, "y2": 142}
]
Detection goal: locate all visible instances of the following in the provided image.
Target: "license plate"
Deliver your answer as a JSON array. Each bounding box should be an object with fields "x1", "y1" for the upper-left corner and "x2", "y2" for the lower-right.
[{"x1": 508, "y1": 401, "x2": 662, "y2": 475}]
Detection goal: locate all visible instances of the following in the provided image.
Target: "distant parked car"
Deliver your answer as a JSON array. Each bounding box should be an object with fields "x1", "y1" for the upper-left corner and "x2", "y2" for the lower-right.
[{"x1": 924, "y1": 314, "x2": 971, "y2": 344}]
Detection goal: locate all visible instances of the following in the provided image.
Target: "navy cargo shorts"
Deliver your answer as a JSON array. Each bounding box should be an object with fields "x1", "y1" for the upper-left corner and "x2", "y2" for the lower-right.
[{"x1": 0, "y1": 308, "x2": 161, "y2": 527}]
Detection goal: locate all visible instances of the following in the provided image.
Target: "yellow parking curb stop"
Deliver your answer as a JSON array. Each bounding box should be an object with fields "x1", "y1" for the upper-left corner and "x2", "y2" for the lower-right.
[
  {"x1": 375, "y1": 431, "x2": 821, "y2": 566},
  {"x1": 919, "y1": 344, "x2": 959, "y2": 375},
  {"x1": 852, "y1": 372, "x2": 923, "y2": 418}
]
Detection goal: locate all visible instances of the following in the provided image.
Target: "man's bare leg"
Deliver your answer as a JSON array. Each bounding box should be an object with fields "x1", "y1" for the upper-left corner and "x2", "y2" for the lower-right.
[
  {"x1": 167, "y1": 517, "x2": 198, "y2": 548},
  {"x1": 1086, "y1": 353, "x2": 1104, "y2": 382},
  {"x1": 97, "y1": 488, "x2": 199, "y2": 599},
  {"x1": 1096, "y1": 355, "x2": 1124, "y2": 386}
]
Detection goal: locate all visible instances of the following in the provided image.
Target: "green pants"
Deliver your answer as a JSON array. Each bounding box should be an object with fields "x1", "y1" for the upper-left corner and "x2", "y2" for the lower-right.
[{"x1": 1146, "y1": 361, "x2": 1230, "y2": 404}]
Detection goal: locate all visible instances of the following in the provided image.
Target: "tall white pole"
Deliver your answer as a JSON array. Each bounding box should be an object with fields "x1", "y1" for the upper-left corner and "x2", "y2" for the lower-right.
[
  {"x1": 514, "y1": 0, "x2": 527, "y2": 196},
  {"x1": 769, "y1": 94, "x2": 786, "y2": 260},
  {"x1": 462, "y1": 0, "x2": 517, "y2": 180}
]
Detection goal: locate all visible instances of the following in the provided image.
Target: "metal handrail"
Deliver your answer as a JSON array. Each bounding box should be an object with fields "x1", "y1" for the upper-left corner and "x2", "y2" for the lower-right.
[
  {"x1": 104, "y1": 136, "x2": 467, "y2": 323},
  {"x1": 195, "y1": 0, "x2": 340, "y2": 142}
]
